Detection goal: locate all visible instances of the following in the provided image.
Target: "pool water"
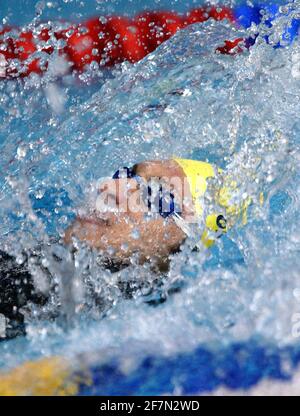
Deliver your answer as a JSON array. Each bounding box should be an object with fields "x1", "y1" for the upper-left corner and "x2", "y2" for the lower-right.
[{"x1": 0, "y1": 0, "x2": 300, "y2": 395}]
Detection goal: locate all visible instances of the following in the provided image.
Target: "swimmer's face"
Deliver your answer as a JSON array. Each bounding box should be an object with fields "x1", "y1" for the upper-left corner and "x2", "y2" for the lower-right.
[{"x1": 64, "y1": 160, "x2": 192, "y2": 269}]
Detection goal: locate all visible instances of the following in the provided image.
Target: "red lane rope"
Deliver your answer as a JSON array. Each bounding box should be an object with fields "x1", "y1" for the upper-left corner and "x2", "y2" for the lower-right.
[{"x1": 0, "y1": 6, "x2": 239, "y2": 79}]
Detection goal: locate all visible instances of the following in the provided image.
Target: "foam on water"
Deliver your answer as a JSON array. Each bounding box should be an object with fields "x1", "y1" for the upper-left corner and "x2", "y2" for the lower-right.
[{"x1": 0, "y1": 3, "x2": 300, "y2": 373}]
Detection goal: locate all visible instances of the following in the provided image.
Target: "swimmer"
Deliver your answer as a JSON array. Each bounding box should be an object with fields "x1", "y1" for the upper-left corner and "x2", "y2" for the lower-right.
[
  {"x1": 64, "y1": 158, "x2": 234, "y2": 270},
  {"x1": 0, "y1": 158, "x2": 246, "y2": 340}
]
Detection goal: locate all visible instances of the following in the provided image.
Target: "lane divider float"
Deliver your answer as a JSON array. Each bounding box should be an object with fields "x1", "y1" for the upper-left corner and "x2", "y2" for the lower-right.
[{"x1": 0, "y1": 3, "x2": 298, "y2": 78}]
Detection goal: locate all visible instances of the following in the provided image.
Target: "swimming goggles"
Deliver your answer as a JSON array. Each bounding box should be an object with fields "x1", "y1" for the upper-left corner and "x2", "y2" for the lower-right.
[{"x1": 112, "y1": 167, "x2": 182, "y2": 218}]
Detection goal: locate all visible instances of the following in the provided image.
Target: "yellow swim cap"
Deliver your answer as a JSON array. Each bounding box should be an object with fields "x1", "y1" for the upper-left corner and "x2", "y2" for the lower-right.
[{"x1": 173, "y1": 157, "x2": 248, "y2": 248}]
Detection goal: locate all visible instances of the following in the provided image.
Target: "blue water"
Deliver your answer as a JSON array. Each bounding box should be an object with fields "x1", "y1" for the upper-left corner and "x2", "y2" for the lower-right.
[
  {"x1": 1, "y1": 0, "x2": 205, "y2": 26},
  {"x1": 1, "y1": 0, "x2": 300, "y2": 395}
]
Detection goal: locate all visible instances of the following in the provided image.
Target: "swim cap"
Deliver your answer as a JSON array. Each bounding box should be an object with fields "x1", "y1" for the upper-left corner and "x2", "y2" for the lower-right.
[
  {"x1": 173, "y1": 158, "x2": 228, "y2": 248},
  {"x1": 173, "y1": 158, "x2": 251, "y2": 248}
]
